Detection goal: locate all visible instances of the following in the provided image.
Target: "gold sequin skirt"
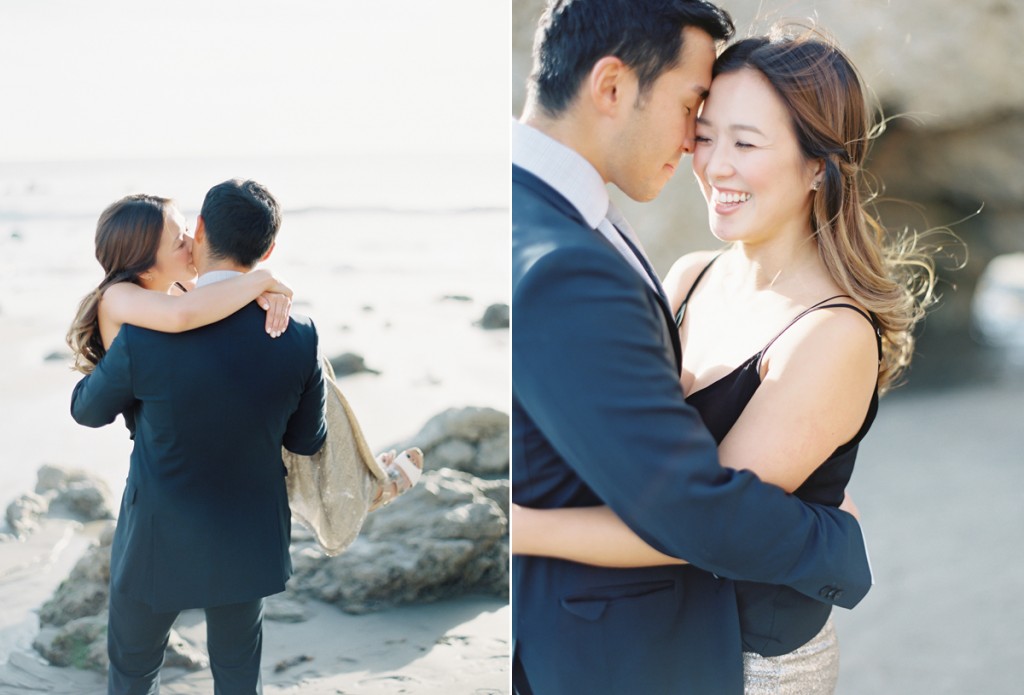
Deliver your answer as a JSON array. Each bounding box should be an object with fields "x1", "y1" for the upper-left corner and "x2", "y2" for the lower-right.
[{"x1": 742, "y1": 618, "x2": 839, "y2": 695}]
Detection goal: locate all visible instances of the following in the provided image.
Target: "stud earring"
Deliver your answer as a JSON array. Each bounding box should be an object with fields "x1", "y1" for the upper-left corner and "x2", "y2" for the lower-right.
[{"x1": 811, "y1": 181, "x2": 821, "y2": 191}]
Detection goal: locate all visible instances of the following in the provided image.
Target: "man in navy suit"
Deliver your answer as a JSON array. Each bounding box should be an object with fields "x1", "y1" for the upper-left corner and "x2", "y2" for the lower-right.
[
  {"x1": 512, "y1": 2, "x2": 873, "y2": 693},
  {"x1": 72, "y1": 179, "x2": 326, "y2": 694}
]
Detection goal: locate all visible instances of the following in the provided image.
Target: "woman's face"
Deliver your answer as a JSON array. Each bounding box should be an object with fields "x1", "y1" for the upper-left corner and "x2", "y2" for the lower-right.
[
  {"x1": 144, "y1": 206, "x2": 196, "y2": 290},
  {"x1": 691, "y1": 68, "x2": 820, "y2": 247}
]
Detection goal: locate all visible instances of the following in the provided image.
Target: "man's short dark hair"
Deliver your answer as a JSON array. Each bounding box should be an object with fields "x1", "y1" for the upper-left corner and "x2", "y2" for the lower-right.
[
  {"x1": 200, "y1": 179, "x2": 281, "y2": 267},
  {"x1": 529, "y1": 0, "x2": 734, "y2": 116}
]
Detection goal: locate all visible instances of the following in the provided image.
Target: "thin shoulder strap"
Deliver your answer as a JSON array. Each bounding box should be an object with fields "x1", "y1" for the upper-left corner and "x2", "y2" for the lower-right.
[
  {"x1": 673, "y1": 254, "x2": 721, "y2": 328},
  {"x1": 757, "y1": 295, "x2": 882, "y2": 371}
]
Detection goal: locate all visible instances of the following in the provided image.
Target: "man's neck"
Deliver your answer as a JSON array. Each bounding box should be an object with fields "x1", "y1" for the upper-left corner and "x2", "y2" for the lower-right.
[
  {"x1": 196, "y1": 260, "x2": 251, "y2": 277},
  {"x1": 194, "y1": 260, "x2": 252, "y2": 287},
  {"x1": 521, "y1": 105, "x2": 608, "y2": 181}
]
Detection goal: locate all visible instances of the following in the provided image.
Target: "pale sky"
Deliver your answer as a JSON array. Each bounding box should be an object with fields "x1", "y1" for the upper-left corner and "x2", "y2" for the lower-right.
[{"x1": 0, "y1": 0, "x2": 509, "y2": 161}]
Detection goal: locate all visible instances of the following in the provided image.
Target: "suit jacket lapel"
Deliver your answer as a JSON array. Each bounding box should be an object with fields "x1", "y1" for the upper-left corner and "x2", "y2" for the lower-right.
[{"x1": 513, "y1": 164, "x2": 683, "y2": 373}]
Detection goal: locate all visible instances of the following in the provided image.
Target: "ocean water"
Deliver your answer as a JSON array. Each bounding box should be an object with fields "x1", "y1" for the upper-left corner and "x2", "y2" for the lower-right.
[{"x1": 0, "y1": 153, "x2": 507, "y2": 219}]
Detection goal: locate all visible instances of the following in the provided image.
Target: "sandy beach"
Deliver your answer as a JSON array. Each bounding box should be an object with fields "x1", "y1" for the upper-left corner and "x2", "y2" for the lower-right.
[
  {"x1": 0, "y1": 155, "x2": 510, "y2": 694},
  {"x1": 833, "y1": 372, "x2": 1024, "y2": 694}
]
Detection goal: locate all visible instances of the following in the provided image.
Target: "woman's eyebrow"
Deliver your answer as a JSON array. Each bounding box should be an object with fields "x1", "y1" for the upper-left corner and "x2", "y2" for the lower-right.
[{"x1": 696, "y1": 116, "x2": 765, "y2": 137}]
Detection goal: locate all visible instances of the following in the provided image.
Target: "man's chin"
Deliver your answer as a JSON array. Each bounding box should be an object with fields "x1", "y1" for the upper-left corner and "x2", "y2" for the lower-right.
[
  {"x1": 617, "y1": 169, "x2": 676, "y2": 203},
  {"x1": 619, "y1": 182, "x2": 667, "y2": 204}
]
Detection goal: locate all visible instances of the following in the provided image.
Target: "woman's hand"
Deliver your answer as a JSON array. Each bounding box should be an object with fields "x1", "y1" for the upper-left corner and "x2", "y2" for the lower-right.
[
  {"x1": 256, "y1": 292, "x2": 292, "y2": 337},
  {"x1": 839, "y1": 492, "x2": 861, "y2": 521},
  {"x1": 251, "y1": 270, "x2": 294, "y2": 337}
]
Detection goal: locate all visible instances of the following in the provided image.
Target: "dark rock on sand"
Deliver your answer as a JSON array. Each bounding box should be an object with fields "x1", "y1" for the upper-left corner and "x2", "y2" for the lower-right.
[
  {"x1": 33, "y1": 520, "x2": 207, "y2": 673},
  {"x1": 5, "y1": 492, "x2": 49, "y2": 538},
  {"x1": 38, "y1": 527, "x2": 113, "y2": 628},
  {"x1": 33, "y1": 616, "x2": 208, "y2": 674},
  {"x1": 476, "y1": 303, "x2": 509, "y2": 329},
  {"x1": 329, "y1": 351, "x2": 381, "y2": 377},
  {"x1": 34, "y1": 615, "x2": 108, "y2": 671},
  {"x1": 35, "y1": 464, "x2": 115, "y2": 522},
  {"x1": 264, "y1": 595, "x2": 311, "y2": 623}
]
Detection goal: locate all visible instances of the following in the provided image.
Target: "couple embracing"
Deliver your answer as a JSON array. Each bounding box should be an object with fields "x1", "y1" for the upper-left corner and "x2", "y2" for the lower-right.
[
  {"x1": 68, "y1": 179, "x2": 422, "y2": 694},
  {"x1": 511, "y1": 1, "x2": 936, "y2": 693}
]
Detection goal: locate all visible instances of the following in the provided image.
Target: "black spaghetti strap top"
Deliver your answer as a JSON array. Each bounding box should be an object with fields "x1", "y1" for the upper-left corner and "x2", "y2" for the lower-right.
[
  {"x1": 675, "y1": 255, "x2": 880, "y2": 506},
  {"x1": 675, "y1": 256, "x2": 883, "y2": 657}
]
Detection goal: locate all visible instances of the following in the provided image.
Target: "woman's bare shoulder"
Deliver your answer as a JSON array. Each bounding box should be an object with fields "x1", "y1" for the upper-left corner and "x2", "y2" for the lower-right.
[
  {"x1": 662, "y1": 249, "x2": 724, "y2": 310},
  {"x1": 100, "y1": 281, "x2": 143, "y2": 299}
]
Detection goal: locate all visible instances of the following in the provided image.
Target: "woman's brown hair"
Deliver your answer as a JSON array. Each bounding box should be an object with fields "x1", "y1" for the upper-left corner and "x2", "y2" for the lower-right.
[
  {"x1": 714, "y1": 27, "x2": 938, "y2": 393},
  {"x1": 67, "y1": 194, "x2": 173, "y2": 373}
]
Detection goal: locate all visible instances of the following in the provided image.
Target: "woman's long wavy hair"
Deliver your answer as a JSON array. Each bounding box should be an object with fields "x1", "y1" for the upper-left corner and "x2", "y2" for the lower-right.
[
  {"x1": 67, "y1": 194, "x2": 172, "y2": 374},
  {"x1": 715, "y1": 28, "x2": 938, "y2": 393}
]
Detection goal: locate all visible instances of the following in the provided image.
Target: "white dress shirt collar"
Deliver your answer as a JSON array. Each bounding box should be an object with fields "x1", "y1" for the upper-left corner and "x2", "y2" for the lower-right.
[
  {"x1": 512, "y1": 118, "x2": 659, "y2": 292},
  {"x1": 511, "y1": 118, "x2": 608, "y2": 229},
  {"x1": 195, "y1": 270, "x2": 244, "y2": 288}
]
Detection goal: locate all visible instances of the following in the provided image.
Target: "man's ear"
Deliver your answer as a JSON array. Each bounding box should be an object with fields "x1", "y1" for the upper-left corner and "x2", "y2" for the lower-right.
[
  {"x1": 587, "y1": 56, "x2": 631, "y2": 117},
  {"x1": 260, "y1": 241, "x2": 275, "y2": 262},
  {"x1": 193, "y1": 216, "x2": 206, "y2": 246}
]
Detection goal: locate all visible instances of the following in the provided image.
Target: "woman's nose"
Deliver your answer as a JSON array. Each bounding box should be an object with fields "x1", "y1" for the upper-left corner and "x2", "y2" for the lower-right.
[{"x1": 704, "y1": 144, "x2": 733, "y2": 180}]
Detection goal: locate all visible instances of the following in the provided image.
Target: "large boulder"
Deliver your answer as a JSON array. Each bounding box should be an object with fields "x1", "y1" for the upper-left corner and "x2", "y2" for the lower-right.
[
  {"x1": 32, "y1": 523, "x2": 208, "y2": 674},
  {"x1": 287, "y1": 468, "x2": 509, "y2": 613},
  {"x1": 35, "y1": 464, "x2": 115, "y2": 521},
  {"x1": 38, "y1": 536, "x2": 112, "y2": 628},
  {"x1": 389, "y1": 407, "x2": 509, "y2": 478},
  {"x1": 5, "y1": 492, "x2": 49, "y2": 538},
  {"x1": 33, "y1": 615, "x2": 208, "y2": 674}
]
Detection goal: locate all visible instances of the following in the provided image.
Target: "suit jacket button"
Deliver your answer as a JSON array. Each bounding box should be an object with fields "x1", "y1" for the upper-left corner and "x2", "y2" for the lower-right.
[{"x1": 819, "y1": 586, "x2": 832, "y2": 598}]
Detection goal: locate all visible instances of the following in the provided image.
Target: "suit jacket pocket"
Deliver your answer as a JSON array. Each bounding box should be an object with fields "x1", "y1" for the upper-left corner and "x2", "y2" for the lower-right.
[{"x1": 561, "y1": 580, "x2": 675, "y2": 622}]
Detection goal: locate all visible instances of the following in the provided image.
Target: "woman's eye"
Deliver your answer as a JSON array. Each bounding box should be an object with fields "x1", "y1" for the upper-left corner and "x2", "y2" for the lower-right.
[
  {"x1": 735, "y1": 141, "x2": 754, "y2": 149},
  {"x1": 695, "y1": 135, "x2": 711, "y2": 144}
]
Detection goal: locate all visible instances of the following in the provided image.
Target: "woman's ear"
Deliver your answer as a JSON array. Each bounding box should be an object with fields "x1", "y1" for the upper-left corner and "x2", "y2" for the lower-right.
[{"x1": 809, "y1": 159, "x2": 825, "y2": 191}]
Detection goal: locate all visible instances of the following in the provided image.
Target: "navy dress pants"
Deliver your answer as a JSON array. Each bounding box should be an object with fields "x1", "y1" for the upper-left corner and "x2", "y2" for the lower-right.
[{"x1": 107, "y1": 589, "x2": 265, "y2": 695}]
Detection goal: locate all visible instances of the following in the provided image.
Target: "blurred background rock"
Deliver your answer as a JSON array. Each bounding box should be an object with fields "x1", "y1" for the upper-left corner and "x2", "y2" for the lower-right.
[{"x1": 513, "y1": 2, "x2": 1024, "y2": 693}]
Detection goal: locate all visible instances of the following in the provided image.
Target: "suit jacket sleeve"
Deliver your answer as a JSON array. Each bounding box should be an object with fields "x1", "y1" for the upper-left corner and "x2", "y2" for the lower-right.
[
  {"x1": 513, "y1": 245, "x2": 872, "y2": 609},
  {"x1": 282, "y1": 322, "x2": 328, "y2": 456},
  {"x1": 70, "y1": 329, "x2": 136, "y2": 428}
]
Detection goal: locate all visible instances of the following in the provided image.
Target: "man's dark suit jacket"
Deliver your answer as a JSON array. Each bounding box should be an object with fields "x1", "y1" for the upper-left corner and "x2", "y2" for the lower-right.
[
  {"x1": 72, "y1": 302, "x2": 327, "y2": 612},
  {"x1": 511, "y1": 165, "x2": 873, "y2": 694}
]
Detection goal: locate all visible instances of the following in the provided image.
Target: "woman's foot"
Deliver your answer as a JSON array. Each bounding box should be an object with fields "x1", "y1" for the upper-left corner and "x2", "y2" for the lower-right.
[{"x1": 370, "y1": 448, "x2": 424, "y2": 511}]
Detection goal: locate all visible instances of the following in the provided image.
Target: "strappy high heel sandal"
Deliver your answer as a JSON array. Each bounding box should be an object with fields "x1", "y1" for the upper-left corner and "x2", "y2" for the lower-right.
[{"x1": 370, "y1": 447, "x2": 424, "y2": 511}]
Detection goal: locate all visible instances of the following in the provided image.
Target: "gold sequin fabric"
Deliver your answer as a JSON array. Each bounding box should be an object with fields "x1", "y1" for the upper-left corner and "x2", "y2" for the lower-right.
[{"x1": 742, "y1": 618, "x2": 839, "y2": 695}]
